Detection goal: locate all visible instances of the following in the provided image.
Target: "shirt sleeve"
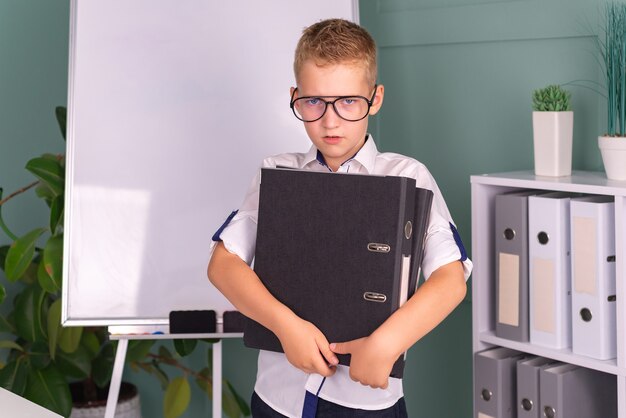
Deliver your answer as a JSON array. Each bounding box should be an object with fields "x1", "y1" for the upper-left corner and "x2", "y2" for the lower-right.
[
  {"x1": 414, "y1": 165, "x2": 473, "y2": 281},
  {"x1": 208, "y1": 163, "x2": 266, "y2": 266}
]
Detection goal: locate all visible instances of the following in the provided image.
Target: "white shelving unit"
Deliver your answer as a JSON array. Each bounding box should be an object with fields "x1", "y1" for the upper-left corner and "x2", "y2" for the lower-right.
[{"x1": 470, "y1": 170, "x2": 626, "y2": 417}]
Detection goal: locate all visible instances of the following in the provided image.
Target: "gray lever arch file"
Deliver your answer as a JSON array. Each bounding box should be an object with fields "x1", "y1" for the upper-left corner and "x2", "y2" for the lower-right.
[
  {"x1": 539, "y1": 363, "x2": 617, "y2": 418},
  {"x1": 474, "y1": 347, "x2": 525, "y2": 418},
  {"x1": 516, "y1": 356, "x2": 555, "y2": 418},
  {"x1": 243, "y1": 168, "x2": 433, "y2": 378},
  {"x1": 495, "y1": 190, "x2": 542, "y2": 342}
]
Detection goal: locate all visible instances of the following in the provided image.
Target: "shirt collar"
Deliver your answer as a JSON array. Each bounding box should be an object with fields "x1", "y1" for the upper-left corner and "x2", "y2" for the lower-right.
[{"x1": 302, "y1": 134, "x2": 378, "y2": 174}]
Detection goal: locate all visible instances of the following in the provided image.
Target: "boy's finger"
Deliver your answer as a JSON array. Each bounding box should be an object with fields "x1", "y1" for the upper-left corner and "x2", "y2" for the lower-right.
[
  {"x1": 314, "y1": 355, "x2": 336, "y2": 377},
  {"x1": 316, "y1": 341, "x2": 339, "y2": 366},
  {"x1": 329, "y1": 342, "x2": 351, "y2": 354}
]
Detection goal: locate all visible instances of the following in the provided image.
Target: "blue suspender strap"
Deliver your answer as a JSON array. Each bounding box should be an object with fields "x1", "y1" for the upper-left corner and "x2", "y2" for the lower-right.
[
  {"x1": 301, "y1": 377, "x2": 326, "y2": 418},
  {"x1": 212, "y1": 210, "x2": 238, "y2": 242},
  {"x1": 449, "y1": 222, "x2": 468, "y2": 261}
]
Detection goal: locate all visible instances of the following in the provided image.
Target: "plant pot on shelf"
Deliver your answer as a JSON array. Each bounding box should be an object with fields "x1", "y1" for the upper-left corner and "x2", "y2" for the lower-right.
[
  {"x1": 598, "y1": 136, "x2": 626, "y2": 181},
  {"x1": 532, "y1": 111, "x2": 573, "y2": 177},
  {"x1": 69, "y1": 382, "x2": 142, "y2": 418}
]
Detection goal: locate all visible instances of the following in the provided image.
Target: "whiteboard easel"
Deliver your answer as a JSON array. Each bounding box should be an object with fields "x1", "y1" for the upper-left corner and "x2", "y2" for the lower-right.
[{"x1": 106, "y1": 330, "x2": 243, "y2": 418}]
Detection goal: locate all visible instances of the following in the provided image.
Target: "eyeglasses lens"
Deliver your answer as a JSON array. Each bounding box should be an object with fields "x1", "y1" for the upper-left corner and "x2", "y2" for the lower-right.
[{"x1": 293, "y1": 97, "x2": 369, "y2": 122}]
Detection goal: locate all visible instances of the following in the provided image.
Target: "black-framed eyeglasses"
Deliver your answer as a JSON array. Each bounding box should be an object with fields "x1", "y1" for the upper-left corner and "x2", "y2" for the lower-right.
[{"x1": 290, "y1": 85, "x2": 378, "y2": 122}]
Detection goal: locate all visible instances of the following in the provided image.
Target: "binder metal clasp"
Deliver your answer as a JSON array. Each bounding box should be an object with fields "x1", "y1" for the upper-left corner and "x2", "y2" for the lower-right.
[
  {"x1": 363, "y1": 292, "x2": 387, "y2": 303},
  {"x1": 368, "y1": 243, "x2": 390, "y2": 253}
]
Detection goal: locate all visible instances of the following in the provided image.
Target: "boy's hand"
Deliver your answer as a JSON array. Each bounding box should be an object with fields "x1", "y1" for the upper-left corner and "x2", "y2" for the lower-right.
[
  {"x1": 275, "y1": 315, "x2": 339, "y2": 377},
  {"x1": 330, "y1": 334, "x2": 398, "y2": 389}
]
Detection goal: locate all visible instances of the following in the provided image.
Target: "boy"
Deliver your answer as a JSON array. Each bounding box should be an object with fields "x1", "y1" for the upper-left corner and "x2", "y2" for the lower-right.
[{"x1": 208, "y1": 18, "x2": 472, "y2": 417}]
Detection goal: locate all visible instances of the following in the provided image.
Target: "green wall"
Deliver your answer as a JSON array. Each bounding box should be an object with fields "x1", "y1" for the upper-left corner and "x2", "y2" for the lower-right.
[
  {"x1": 0, "y1": 1, "x2": 614, "y2": 417},
  {"x1": 360, "y1": 0, "x2": 607, "y2": 416},
  {"x1": 0, "y1": 1, "x2": 69, "y2": 316},
  {"x1": 0, "y1": 1, "x2": 68, "y2": 234}
]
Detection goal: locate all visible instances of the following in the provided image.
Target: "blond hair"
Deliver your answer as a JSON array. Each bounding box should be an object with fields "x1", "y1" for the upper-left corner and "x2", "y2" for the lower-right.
[{"x1": 294, "y1": 18, "x2": 377, "y2": 87}]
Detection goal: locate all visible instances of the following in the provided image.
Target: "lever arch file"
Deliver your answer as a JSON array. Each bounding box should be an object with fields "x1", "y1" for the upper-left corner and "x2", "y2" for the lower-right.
[
  {"x1": 570, "y1": 195, "x2": 617, "y2": 360},
  {"x1": 516, "y1": 356, "x2": 555, "y2": 418},
  {"x1": 474, "y1": 347, "x2": 525, "y2": 418},
  {"x1": 495, "y1": 190, "x2": 542, "y2": 342},
  {"x1": 528, "y1": 192, "x2": 574, "y2": 349},
  {"x1": 244, "y1": 168, "x2": 433, "y2": 378},
  {"x1": 539, "y1": 363, "x2": 617, "y2": 418}
]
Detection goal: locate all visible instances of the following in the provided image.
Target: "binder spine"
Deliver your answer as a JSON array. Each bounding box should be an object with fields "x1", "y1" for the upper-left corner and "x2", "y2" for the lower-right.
[
  {"x1": 570, "y1": 197, "x2": 617, "y2": 360},
  {"x1": 392, "y1": 180, "x2": 416, "y2": 311},
  {"x1": 408, "y1": 189, "x2": 433, "y2": 299},
  {"x1": 495, "y1": 191, "x2": 534, "y2": 342},
  {"x1": 529, "y1": 193, "x2": 572, "y2": 350},
  {"x1": 400, "y1": 179, "x2": 416, "y2": 258}
]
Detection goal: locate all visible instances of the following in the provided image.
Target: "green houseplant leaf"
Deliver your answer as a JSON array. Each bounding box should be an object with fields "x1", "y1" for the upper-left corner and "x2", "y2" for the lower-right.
[
  {"x1": 173, "y1": 339, "x2": 197, "y2": 357},
  {"x1": 151, "y1": 361, "x2": 170, "y2": 390},
  {"x1": 49, "y1": 195, "x2": 64, "y2": 234},
  {"x1": 58, "y1": 325, "x2": 83, "y2": 354},
  {"x1": 91, "y1": 341, "x2": 115, "y2": 388},
  {"x1": 164, "y1": 376, "x2": 191, "y2": 418},
  {"x1": 37, "y1": 259, "x2": 58, "y2": 294},
  {"x1": 223, "y1": 379, "x2": 248, "y2": 418},
  {"x1": 81, "y1": 331, "x2": 101, "y2": 357},
  {"x1": 0, "y1": 314, "x2": 14, "y2": 333},
  {"x1": 46, "y1": 298, "x2": 62, "y2": 360},
  {"x1": 14, "y1": 283, "x2": 47, "y2": 342},
  {"x1": 55, "y1": 345, "x2": 93, "y2": 379},
  {"x1": 159, "y1": 345, "x2": 174, "y2": 360},
  {"x1": 195, "y1": 367, "x2": 212, "y2": 398},
  {"x1": 43, "y1": 235, "x2": 63, "y2": 290},
  {"x1": 127, "y1": 340, "x2": 155, "y2": 362},
  {"x1": 226, "y1": 380, "x2": 251, "y2": 417},
  {"x1": 23, "y1": 365, "x2": 72, "y2": 417},
  {"x1": 35, "y1": 182, "x2": 56, "y2": 205},
  {"x1": 4, "y1": 228, "x2": 46, "y2": 281},
  {"x1": 25, "y1": 157, "x2": 64, "y2": 197},
  {"x1": 0, "y1": 358, "x2": 28, "y2": 395},
  {"x1": 0, "y1": 340, "x2": 24, "y2": 351},
  {"x1": 29, "y1": 341, "x2": 52, "y2": 370},
  {"x1": 0, "y1": 244, "x2": 9, "y2": 270},
  {"x1": 55, "y1": 106, "x2": 67, "y2": 141},
  {"x1": 20, "y1": 260, "x2": 39, "y2": 286}
]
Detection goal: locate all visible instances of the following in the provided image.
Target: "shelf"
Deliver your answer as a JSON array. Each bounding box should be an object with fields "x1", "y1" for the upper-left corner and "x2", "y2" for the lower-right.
[
  {"x1": 471, "y1": 170, "x2": 626, "y2": 196},
  {"x1": 471, "y1": 170, "x2": 626, "y2": 417},
  {"x1": 479, "y1": 331, "x2": 619, "y2": 375}
]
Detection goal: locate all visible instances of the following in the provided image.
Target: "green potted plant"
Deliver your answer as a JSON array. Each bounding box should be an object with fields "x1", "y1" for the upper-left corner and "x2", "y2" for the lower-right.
[
  {"x1": 531, "y1": 84, "x2": 573, "y2": 177},
  {"x1": 0, "y1": 107, "x2": 250, "y2": 418},
  {"x1": 598, "y1": 2, "x2": 626, "y2": 181}
]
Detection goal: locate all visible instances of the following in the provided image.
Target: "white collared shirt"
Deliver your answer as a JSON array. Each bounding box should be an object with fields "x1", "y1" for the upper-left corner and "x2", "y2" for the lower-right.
[{"x1": 210, "y1": 135, "x2": 472, "y2": 417}]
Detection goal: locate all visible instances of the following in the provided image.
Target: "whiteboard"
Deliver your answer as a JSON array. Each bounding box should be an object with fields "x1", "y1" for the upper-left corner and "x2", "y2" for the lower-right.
[{"x1": 62, "y1": 0, "x2": 357, "y2": 326}]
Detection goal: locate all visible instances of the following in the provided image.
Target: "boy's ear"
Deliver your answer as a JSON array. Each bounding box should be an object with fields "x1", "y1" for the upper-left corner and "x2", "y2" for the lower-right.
[
  {"x1": 369, "y1": 84, "x2": 384, "y2": 116},
  {"x1": 290, "y1": 86, "x2": 297, "y2": 99}
]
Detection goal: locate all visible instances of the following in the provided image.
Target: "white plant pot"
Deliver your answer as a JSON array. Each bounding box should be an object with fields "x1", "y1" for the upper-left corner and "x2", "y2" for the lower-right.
[
  {"x1": 532, "y1": 111, "x2": 573, "y2": 176},
  {"x1": 598, "y1": 135, "x2": 626, "y2": 181},
  {"x1": 70, "y1": 389, "x2": 141, "y2": 418}
]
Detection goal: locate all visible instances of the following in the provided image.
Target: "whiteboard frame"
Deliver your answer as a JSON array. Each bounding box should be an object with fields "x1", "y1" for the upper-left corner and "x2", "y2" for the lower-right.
[{"x1": 62, "y1": 0, "x2": 360, "y2": 326}]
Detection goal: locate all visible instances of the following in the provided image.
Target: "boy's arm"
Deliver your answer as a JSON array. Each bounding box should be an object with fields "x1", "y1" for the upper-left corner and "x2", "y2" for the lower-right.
[
  {"x1": 208, "y1": 242, "x2": 338, "y2": 376},
  {"x1": 330, "y1": 260, "x2": 466, "y2": 388}
]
